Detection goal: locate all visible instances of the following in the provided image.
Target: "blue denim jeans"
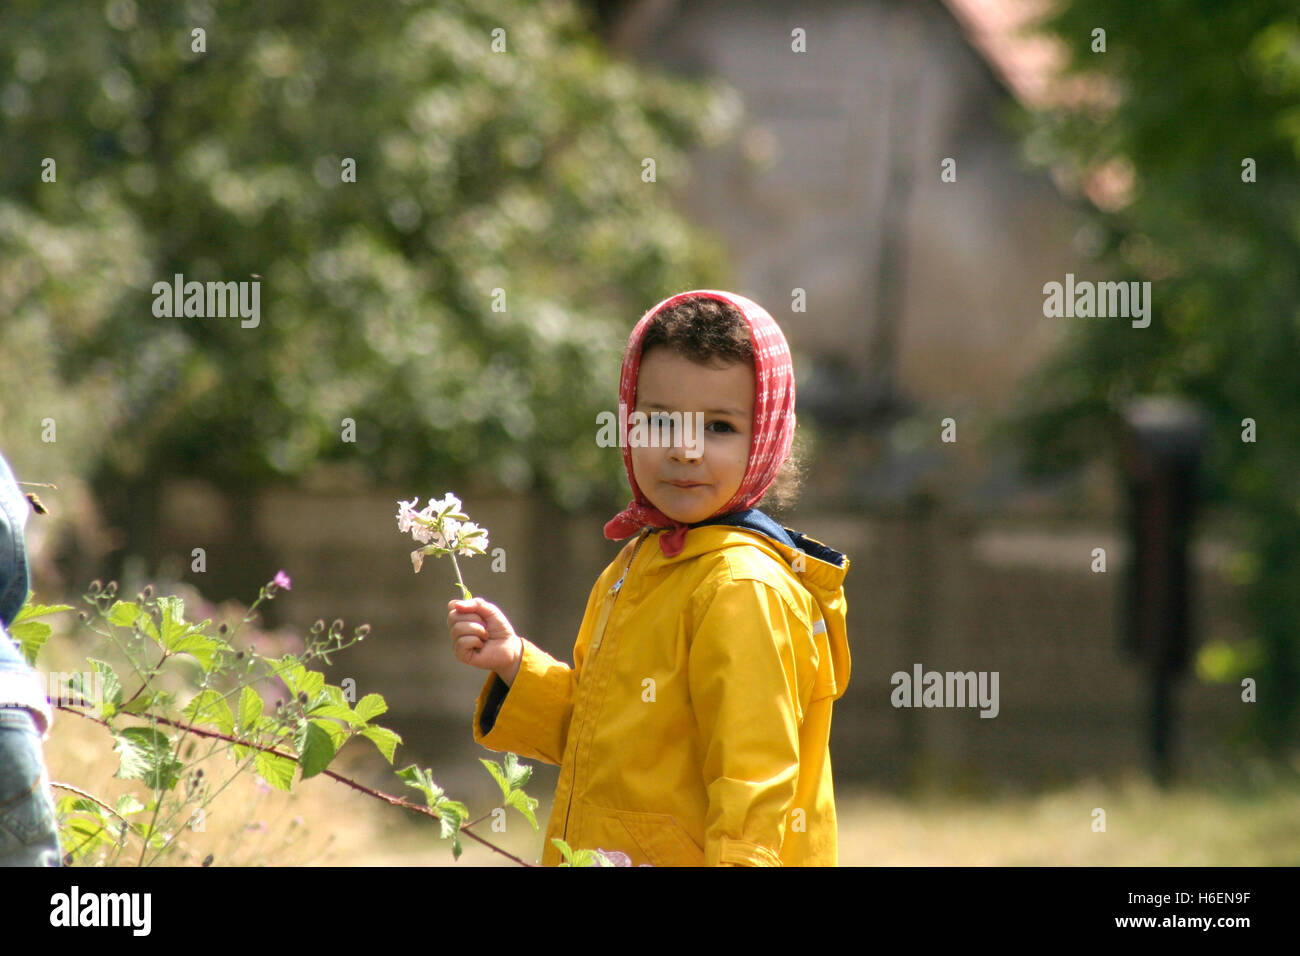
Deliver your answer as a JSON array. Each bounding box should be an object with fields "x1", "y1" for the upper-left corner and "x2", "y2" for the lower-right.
[{"x1": 0, "y1": 706, "x2": 62, "y2": 866}]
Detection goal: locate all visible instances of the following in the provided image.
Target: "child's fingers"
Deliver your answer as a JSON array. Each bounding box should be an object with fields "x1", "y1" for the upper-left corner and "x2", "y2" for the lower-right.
[
  {"x1": 448, "y1": 598, "x2": 512, "y2": 641},
  {"x1": 450, "y1": 619, "x2": 487, "y2": 641},
  {"x1": 453, "y1": 635, "x2": 484, "y2": 663}
]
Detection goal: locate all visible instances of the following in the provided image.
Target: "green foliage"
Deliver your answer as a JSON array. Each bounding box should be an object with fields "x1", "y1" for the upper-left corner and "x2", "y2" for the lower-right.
[
  {"x1": 19, "y1": 579, "x2": 608, "y2": 865},
  {"x1": 0, "y1": 0, "x2": 739, "y2": 509},
  {"x1": 397, "y1": 764, "x2": 471, "y2": 860},
  {"x1": 1002, "y1": 0, "x2": 1300, "y2": 747},
  {"x1": 552, "y1": 837, "x2": 613, "y2": 867},
  {"x1": 9, "y1": 597, "x2": 73, "y2": 666},
  {"x1": 481, "y1": 752, "x2": 540, "y2": 831}
]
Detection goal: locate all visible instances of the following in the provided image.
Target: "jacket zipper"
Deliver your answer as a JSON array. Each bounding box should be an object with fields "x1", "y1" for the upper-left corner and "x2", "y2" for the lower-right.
[{"x1": 560, "y1": 530, "x2": 648, "y2": 849}]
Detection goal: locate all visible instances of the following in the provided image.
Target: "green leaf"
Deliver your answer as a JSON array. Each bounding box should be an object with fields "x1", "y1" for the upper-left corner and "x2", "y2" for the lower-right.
[
  {"x1": 119, "y1": 691, "x2": 158, "y2": 715},
  {"x1": 272, "y1": 657, "x2": 307, "y2": 696},
  {"x1": 12, "y1": 597, "x2": 73, "y2": 623},
  {"x1": 254, "y1": 749, "x2": 297, "y2": 791},
  {"x1": 115, "y1": 794, "x2": 146, "y2": 815},
  {"x1": 107, "y1": 601, "x2": 140, "y2": 627},
  {"x1": 294, "y1": 719, "x2": 338, "y2": 780},
  {"x1": 397, "y1": 764, "x2": 444, "y2": 806},
  {"x1": 154, "y1": 597, "x2": 225, "y2": 670},
  {"x1": 11, "y1": 593, "x2": 70, "y2": 665},
  {"x1": 316, "y1": 718, "x2": 349, "y2": 750},
  {"x1": 87, "y1": 658, "x2": 124, "y2": 709},
  {"x1": 435, "y1": 797, "x2": 468, "y2": 859},
  {"x1": 63, "y1": 817, "x2": 113, "y2": 858},
  {"x1": 480, "y1": 757, "x2": 510, "y2": 800},
  {"x1": 354, "y1": 692, "x2": 387, "y2": 723},
  {"x1": 551, "y1": 837, "x2": 575, "y2": 865},
  {"x1": 9, "y1": 619, "x2": 50, "y2": 667},
  {"x1": 505, "y1": 788, "x2": 540, "y2": 831},
  {"x1": 307, "y1": 702, "x2": 362, "y2": 725},
  {"x1": 182, "y1": 689, "x2": 235, "y2": 735},
  {"x1": 57, "y1": 795, "x2": 105, "y2": 816},
  {"x1": 299, "y1": 669, "x2": 324, "y2": 700},
  {"x1": 237, "y1": 686, "x2": 263, "y2": 735},
  {"x1": 503, "y1": 752, "x2": 532, "y2": 790},
  {"x1": 131, "y1": 819, "x2": 169, "y2": 850},
  {"x1": 168, "y1": 632, "x2": 226, "y2": 672},
  {"x1": 155, "y1": 595, "x2": 185, "y2": 634},
  {"x1": 113, "y1": 727, "x2": 183, "y2": 791},
  {"x1": 360, "y1": 725, "x2": 401, "y2": 763},
  {"x1": 136, "y1": 613, "x2": 159, "y2": 641}
]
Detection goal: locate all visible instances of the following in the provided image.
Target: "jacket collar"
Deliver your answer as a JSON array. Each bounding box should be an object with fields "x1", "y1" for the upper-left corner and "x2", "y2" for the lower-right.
[
  {"x1": 694, "y1": 508, "x2": 847, "y2": 567},
  {"x1": 639, "y1": 508, "x2": 849, "y2": 594}
]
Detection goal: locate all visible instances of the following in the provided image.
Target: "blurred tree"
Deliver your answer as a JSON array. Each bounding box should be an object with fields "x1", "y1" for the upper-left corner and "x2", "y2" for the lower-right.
[
  {"x1": 997, "y1": 1, "x2": 1300, "y2": 751},
  {"x1": 0, "y1": 0, "x2": 738, "y2": 576}
]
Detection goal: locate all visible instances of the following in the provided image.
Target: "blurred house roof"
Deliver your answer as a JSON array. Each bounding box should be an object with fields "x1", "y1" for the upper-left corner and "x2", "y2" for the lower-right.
[
  {"x1": 939, "y1": 0, "x2": 1130, "y2": 209},
  {"x1": 938, "y1": 0, "x2": 1068, "y2": 110},
  {"x1": 598, "y1": 0, "x2": 1130, "y2": 209}
]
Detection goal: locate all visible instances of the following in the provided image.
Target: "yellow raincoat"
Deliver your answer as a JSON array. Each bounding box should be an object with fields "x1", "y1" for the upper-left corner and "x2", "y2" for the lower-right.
[{"x1": 471, "y1": 511, "x2": 851, "y2": 866}]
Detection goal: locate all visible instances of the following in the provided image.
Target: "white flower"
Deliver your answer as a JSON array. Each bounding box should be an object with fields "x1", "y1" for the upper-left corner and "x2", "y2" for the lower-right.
[
  {"x1": 397, "y1": 498, "x2": 421, "y2": 534},
  {"x1": 455, "y1": 521, "x2": 489, "y2": 555},
  {"x1": 397, "y1": 491, "x2": 491, "y2": 588}
]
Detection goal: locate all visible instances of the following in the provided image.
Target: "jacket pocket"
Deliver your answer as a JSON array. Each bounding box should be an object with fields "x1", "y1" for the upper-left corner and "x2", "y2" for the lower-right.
[{"x1": 581, "y1": 803, "x2": 705, "y2": 867}]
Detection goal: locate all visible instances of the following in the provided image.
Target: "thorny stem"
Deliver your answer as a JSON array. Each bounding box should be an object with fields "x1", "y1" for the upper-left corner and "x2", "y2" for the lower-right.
[
  {"x1": 51, "y1": 781, "x2": 130, "y2": 825},
  {"x1": 57, "y1": 700, "x2": 536, "y2": 867}
]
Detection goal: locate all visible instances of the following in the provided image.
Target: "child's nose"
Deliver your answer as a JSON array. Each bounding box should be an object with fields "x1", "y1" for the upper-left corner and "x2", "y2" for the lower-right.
[{"x1": 669, "y1": 434, "x2": 703, "y2": 461}]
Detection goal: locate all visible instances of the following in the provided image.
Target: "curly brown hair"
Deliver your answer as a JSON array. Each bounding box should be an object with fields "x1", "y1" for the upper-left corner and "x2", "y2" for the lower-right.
[{"x1": 634, "y1": 294, "x2": 803, "y2": 515}]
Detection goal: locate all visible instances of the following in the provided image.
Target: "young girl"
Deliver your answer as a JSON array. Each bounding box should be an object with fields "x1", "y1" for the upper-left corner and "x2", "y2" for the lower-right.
[{"x1": 447, "y1": 290, "x2": 851, "y2": 866}]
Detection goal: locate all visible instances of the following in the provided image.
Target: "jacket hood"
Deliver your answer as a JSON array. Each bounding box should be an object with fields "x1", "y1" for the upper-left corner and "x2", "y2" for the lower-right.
[
  {"x1": 639, "y1": 508, "x2": 851, "y2": 701},
  {"x1": 0, "y1": 452, "x2": 29, "y2": 628}
]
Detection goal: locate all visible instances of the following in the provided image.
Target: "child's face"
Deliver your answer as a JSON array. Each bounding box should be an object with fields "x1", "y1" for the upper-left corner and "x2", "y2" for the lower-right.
[{"x1": 630, "y1": 347, "x2": 754, "y2": 524}]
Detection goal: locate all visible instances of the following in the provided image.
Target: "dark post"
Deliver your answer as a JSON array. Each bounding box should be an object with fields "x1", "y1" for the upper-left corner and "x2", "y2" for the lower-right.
[{"x1": 1119, "y1": 397, "x2": 1207, "y2": 786}]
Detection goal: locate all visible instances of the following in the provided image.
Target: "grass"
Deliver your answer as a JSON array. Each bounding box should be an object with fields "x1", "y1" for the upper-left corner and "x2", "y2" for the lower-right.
[{"x1": 834, "y1": 770, "x2": 1300, "y2": 865}]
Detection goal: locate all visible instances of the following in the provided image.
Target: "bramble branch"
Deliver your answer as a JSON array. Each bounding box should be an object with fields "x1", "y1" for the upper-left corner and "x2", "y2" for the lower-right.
[{"x1": 55, "y1": 699, "x2": 536, "y2": 866}]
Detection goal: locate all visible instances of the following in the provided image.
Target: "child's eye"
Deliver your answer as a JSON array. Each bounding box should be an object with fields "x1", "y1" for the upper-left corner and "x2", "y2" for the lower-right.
[
  {"x1": 706, "y1": 420, "x2": 736, "y2": 433},
  {"x1": 649, "y1": 413, "x2": 676, "y2": 439}
]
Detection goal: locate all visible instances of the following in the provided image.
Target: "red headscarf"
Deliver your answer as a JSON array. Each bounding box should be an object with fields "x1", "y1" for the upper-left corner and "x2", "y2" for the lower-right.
[{"x1": 603, "y1": 290, "x2": 796, "y2": 557}]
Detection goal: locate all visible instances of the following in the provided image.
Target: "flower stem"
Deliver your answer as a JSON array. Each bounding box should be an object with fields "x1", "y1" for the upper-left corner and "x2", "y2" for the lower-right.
[{"x1": 448, "y1": 551, "x2": 472, "y2": 601}]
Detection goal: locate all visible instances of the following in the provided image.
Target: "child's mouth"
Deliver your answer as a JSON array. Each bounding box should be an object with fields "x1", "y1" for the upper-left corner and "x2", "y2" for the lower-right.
[{"x1": 665, "y1": 480, "x2": 706, "y2": 488}]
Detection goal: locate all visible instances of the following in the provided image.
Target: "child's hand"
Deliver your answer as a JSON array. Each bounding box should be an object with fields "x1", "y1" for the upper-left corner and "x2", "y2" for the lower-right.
[{"x1": 447, "y1": 598, "x2": 523, "y2": 684}]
